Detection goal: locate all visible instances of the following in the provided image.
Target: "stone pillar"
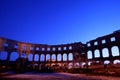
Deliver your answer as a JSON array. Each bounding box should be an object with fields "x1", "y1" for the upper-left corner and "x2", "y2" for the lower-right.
[
  {"x1": 18, "y1": 51, "x2": 21, "y2": 58},
  {"x1": 55, "y1": 54, "x2": 57, "y2": 61},
  {"x1": 67, "y1": 53, "x2": 69, "y2": 61},
  {"x1": 72, "y1": 61, "x2": 75, "y2": 68},
  {"x1": 66, "y1": 62, "x2": 69, "y2": 69},
  {"x1": 61, "y1": 54, "x2": 63, "y2": 62},
  {"x1": 38, "y1": 54, "x2": 41, "y2": 70},
  {"x1": 38, "y1": 54, "x2": 40, "y2": 69},
  {"x1": 44, "y1": 54, "x2": 46, "y2": 62},
  {"x1": 50, "y1": 54, "x2": 52, "y2": 62},
  {"x1": 99, "y1": 48, "x2": 103, "y2": 58},
  {"x1": 32, "y1": 53, "x2": 35, "y2": 62},
  {"x1": 110, "y1": 60, "x2": 114, "y2": 64},
  {"x1": 7, "y1": 51, "x2": 11, "y2": 61},
  {"x1": 108, "y1": 47, "x2": 112, "y2": 57},
  {"x1": 56, "y1": 54, "x2": 58, "y2": 62},
  {"x1": 39, "y1": 54, "x2": 41, "y2": 61},
  {"x1": 79, "y1": 62, "x2": 81, "y2": 68},
  {"x1": 32, "y1": 53, "x2": 35, "y2": 69},
  {"x1": 92, "y1": 50, "x2": 94, "y2": 59},
  {"x1": 117, "y1": 45, "x2": 120, "y2": 56},
  {"x1": 50, "y1": 54, "x2": 52, "y2": 67},
  {"x1": 6, "y1": 51, "x2": 11, "y2": 70}
]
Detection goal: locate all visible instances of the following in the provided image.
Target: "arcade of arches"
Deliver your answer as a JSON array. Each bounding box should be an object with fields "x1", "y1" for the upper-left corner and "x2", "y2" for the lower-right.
[{"x1": 1, "y1": 30, "x2": 120, "y2": 72}]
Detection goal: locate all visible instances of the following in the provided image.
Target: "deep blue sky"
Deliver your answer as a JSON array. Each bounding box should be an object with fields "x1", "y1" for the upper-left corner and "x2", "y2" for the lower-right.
[{"x1": 0, "y1": 0, "x2": 120, "y2": 45}]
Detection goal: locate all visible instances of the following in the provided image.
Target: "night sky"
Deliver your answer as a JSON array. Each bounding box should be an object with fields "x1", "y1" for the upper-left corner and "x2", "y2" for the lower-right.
[{"x1": 0, "y1": 0, "x2": 120, "y2": 45}]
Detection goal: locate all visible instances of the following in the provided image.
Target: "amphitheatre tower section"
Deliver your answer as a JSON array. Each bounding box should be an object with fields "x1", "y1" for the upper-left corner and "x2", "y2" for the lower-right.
[{"x1": 86, "y1": 30, "x2": 120, "y2": 69}]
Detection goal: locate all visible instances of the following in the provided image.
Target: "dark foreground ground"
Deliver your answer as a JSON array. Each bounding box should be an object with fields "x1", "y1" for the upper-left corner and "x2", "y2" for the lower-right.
[{"x1": 0, "y1": 72, "x2": 120, "y2": 80}]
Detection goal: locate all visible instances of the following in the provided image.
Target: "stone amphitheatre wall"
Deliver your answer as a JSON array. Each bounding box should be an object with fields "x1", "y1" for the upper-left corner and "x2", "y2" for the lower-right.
[
  {"x1": 0, "y1": 30, "x2": 120, "y2": 71},
  {"x1": 86, "y1": 30, "x2": 120, "y2": 68}
]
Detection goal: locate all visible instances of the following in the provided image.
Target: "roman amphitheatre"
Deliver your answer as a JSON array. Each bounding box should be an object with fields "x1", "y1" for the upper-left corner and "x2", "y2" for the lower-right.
[{"x1": 1, "y1": 30, "x2": 120, "y2": 80}]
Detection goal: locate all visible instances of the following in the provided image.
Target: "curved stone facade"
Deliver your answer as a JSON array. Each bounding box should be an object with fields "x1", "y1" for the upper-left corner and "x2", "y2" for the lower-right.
[
  {"x1": 86, "y1": 30, "x2": 120, "y2": 69},
  {"x1": 0, "y1": 30, "x2": 120, "y2": 72}
]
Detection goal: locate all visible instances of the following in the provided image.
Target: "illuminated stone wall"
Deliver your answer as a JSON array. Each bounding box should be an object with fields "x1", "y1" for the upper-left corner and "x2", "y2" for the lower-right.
[
  {"x1": 0, "y1": 30, "x2": 120, "y2": 70},
  {"x1": 0, "y1": 37, "x2": 85, "y2": 70}
]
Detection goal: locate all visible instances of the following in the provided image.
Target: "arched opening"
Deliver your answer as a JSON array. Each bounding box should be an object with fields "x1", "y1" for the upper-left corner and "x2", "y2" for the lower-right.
[
  {"x1": 102, "y1": 48, "x2": 109, "y2": 57},
  {"x1": 87, "y1": 50, "x2": 92, "y2": 59},
  {"x1": 10, "y1": 52, "x2": 19, "y2": 61},
  {"x1": 45, "y1": 63, "x2": 50, "y2": 67},
  {"x1": 75, "y1": 62, "x2": 80, "y2": 68},
  {"x1": 94, "y1": 49, "x2": 100, "y2": 58},
  {"x1": 102, "y1": 39, "x2": 106, "y2": 44},
  {"x1": 81, "y1": 62, "x2": 86, "y2": 68},
  {"x1": 96, "y1": 61, "x2": 100, "y2": 63},
  {"x1": 57, "y1": 63, "x2": 61, "y2": 67},
  {"x1": 111, "y1": 46, "x2": 120, "y2": 57},
  {"x1": 40, "y1": 54, "x2": 45, "y2": 61},
  {"x1": 51, "y1": 63, "x2": 56, "y2": 67},
  {"x1": 104, "y1": 60, "x2": 110, "y2": 65},
  {"x1": 4, "y1": 43, "x2": 8, "y2": 47},
  {"x1": 111, "y1": 37, "x2": 116, "y2": 42},
  {"x1": 68, "y1": 63, "x2": 73, "y2": 69},
  {"x1": 14, "y1": 45, "x2": 18, "y2": 49},
  {"x1": 52, "y1": 54, "x2": 56, "y2": 61},
  {"x1": 34, "y1": 54, "x2": 39, "y2": 61},
  {"x1": 21, "y1": 53, "x2": 27, "y2": 58},
  {"x1": 57, "y1": 54, "x2": 61, "y2": 61},
  {"x1": 113, "y1": 60, "x2": 120, "y2": 64},
  {"x1": 88, "y1": 61, "x2": 92, "y2": 66},
  {"x1": 0, "y1": 51, "x2": 8, "y2": 60},
  {"x1": 94, "y1": 41, "x2": 98, "y2": 45},
  {"x1": 46, "y1": 54, "x2": 50, "y2": 61},
  {"x1": 68, "y1": 53, "x2": 73, "y2": 61},
  {"x1": 23, "y1": 46, "x2": 27, "y2": 50},
  {"x1": 63, "y1": 63, "x2": 67, "y2": 67},
  {"x1": 69, "y1": 46, "x2": 72, "y2": 50},
  {"x1": 28, "y1": 54, "x2": 33, "y2": 61},
  {"x1": 87, "y1": 43, "x2": 91, "y2": 47},
  {"x1": 63, "y1": 53, "x2": 67, "y2": 61}
]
